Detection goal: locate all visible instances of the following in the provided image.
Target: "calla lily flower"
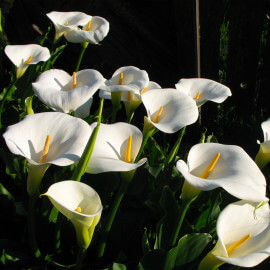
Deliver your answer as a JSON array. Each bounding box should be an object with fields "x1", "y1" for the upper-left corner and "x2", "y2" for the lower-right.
[
  {"x1": 64, "y1": 16, "x2": 110, "y2": 44},
  {"x1": 46, "y1": 11, "x2": 91, "y2": 40},
  {"x1": 99, "y1": 66, "x2": 149, "y2": 107},
  {"x1": 255, "y1": 118, "x2": 270, "y2": 169},
  {"x1": 3, "y1": 112, "x2": 92, "y2": 195},
  {"x1": 100, "y1": 81, "x2": 161, "y2": 121},
  {"x1": 4, "y1": 44, "x2": 50, "y2": 78},
  {"x1": 175, "y1": 78, "x2": 231, "y2": 107},
  {"x1": 43, "y1": 180, "x2": 102, "y2": 250},
  {"x1": 141, "y1": 88, "x2": 199, "y2": 134},
  {"x1": 198, "y1": 200, "x2": 270, "y2": 269},
  {"x1": 176, "y1": 143, "x2": 268, "y2": 203},
  {"x1": 32, "y1": 69, "x2": 105, "y2": 118},
  {"x1": 86, "y1": 122, "x2": 147, "y2": 174}
]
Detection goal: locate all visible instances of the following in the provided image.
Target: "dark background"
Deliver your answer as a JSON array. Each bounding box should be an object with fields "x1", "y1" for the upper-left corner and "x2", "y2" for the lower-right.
[{"x1": 2, "y1": 0, "x2": 270, "y2": 156}]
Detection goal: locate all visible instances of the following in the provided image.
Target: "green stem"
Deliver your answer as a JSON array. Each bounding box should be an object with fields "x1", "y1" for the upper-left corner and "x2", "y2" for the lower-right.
[
  {"x1": 71, "y1": 98, "x2": 104, "y2": 182},
  {"x1": 75, "y1": 42, "x2": 89, "y2": 72},
  {"x1": 96, "y1": 178, "x2": 129, "y2": 259},
  {"x1": 0, "y1": 78, "x2": 18, "y2": 129},
  {"x1": 28, "y1": 195, "x2": 41, "y2": 258},
  {"x1": 134, "y1": 128, "x2": 156, "y2": 163},
  {"x1": 170, "y1": 197, "x2": 196, "y2": 247},
  {"x1": 75, "y1": 248, "x2": 86, "y2": 270},
  {"x1": 165, "y1": 126, "x2": 186, "y2": 166}
]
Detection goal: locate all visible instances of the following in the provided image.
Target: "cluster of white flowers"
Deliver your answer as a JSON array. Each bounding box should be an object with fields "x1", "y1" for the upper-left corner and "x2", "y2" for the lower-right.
[{"x1": 3, "y1": 10, "x2": 270, "y2": 269}]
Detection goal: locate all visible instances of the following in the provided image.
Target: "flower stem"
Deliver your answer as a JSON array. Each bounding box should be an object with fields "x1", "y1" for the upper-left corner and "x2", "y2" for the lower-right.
[
  {"x1": 75, "y1": 42, "x2": 89, "y2": 72},
  {"x1": 134, "y1": 128, "x2": 156, "y2": 163},
  {"x1": 75, "y1": 247, "x2": 86, "y2": 270},
  {"x1": 170, "y1": 197, "x2": 196, "y2": 247},
  {"x1": 165, "y1": 126, "x2": 186, "y2": 166},
  {"x1": 72, "y1": 98, "x2": 104, "y2": 182},
  {"x1": 28, "y1": 195, "x2": 41, "y2": 258},
  {"x1": 0, "y1": 78, "x2": 18, "y2": 129},
  {"x1": 96, "y1": 178, "x2": 129, "y2": 259}
]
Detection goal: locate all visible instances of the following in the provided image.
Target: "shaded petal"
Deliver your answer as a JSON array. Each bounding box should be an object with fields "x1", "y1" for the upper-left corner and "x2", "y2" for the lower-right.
[
  {"x1": 175, "y1": 78, "x2": 231, "y2": 106},
  {"x1": 3, "y1": 112, "x2": 92, "y2": 166},
  {"x1": 261, "y1": 118, "x2": 270, "y2": 142},
  {"x1": 142, "y1": 88, "x2": 198, "y2": 133},
  {"x1": 44, "y1": 180, "x2": 102, "y2": 228},
  {"x1": 74, "y1": 97, "x2": 93, "y2": 118},
  {"x1": 86, "y1": 122, "x2": 145, "y2": 173},
  {"x1": 4, "y1": 44, "x2": 50, "y2": 67},
  {"x1": 64, "y1": 16, "x2": 109, "y2": 44},
  {"x1": 213, "y1": 200, "x2": 270, "y2": 267},
  {"x1": 176, "y1": 143, "x2": 267, "y2": 202},
  {"x1": 32, "y1": 69, "x2": 105, "y2": 114}
]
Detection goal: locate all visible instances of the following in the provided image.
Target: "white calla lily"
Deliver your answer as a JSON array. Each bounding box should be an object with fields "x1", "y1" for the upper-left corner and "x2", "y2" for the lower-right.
[
  {"x1": 32, "y1": 69, "x2": 105, "y2": 118},
  {"x1": 64, "y1": 16, "x2": 109, "y2": 44},
  {"x1": 86, "y1": 122, "x2": 147, "y2": 174},
  {"x1": 99, "y1": 66, "x2": 149, "y2": 94},
  {"x1": 255, "y1": 117, "x2": 270, "y2": 169},
  {"x1": 100, "y1": 80, "x2": 161, "y2": 122},
  {"x1": 3, "y1": 112, "x2": 92, "y2": 195},
  {"x1": 141, "y1": 88, "x2": 199, "y2": 134},
  {"x1": 175, "y1": 78, "x2": 231, "y2": 107},
  {"x1": 198, "y1": 200, "x2": 270, "y2": 269},
  {"x1": 176, "y1": 143, "x2": 268, "y2": 203},
  {"x1": 4, "y1": 44, "x2": 50, "y2": 78},
  {"x1": 46, "y1": 11, "x2": 91, "y2": 40},
  {"x1": 43, "y1": 180, "x2": 102, "y2": 250}
]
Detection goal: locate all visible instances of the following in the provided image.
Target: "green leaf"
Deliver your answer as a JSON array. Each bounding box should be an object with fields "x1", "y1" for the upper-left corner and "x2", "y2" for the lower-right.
[
  {"x1": 209, "y1": 192, "x2": 222, "y2": 221},
  {"x1": 194, "y1": 207, "x2": 211, "y2": 231},
  {"x1": 142, "y1": 228, "x2": 151, "y2": 255},
  {"x1": 148, "y1": 164, "x2": 164, "y2": 179},
  {"x1": 49, "y1": 206, "x2": 59, "y2": 223},
  {"x1": 112, "y1": 262, "x2": 127, "y2": 270},
  {"x1": 0, "y1": 183, "x2": 13, "y2": 200},
  {"x1": 167, "y1": 233, "x2": 212, "y2": 268},
  {"x1": 206, "y1": 135, "x2": 218, "y2": 143}
]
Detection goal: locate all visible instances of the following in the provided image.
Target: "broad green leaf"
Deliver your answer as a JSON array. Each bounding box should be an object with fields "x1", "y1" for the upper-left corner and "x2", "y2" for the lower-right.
[
  {"x1": 167, "y1": 233, "x2": 212, "y2": 268},
  {"x1": 112, "y1": 262, "x2": 127, "y2": 270}
]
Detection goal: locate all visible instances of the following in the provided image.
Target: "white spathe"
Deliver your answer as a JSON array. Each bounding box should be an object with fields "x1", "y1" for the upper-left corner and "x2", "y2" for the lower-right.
[
  {"x1": 255, "y1": 118, "x2": 270, "y2": 169},
  {"x1": 86, "y1": 122, "x2": 147, "y2": 174},
  {"x1": 64, "y1": 16, "x2": 109, "y2": 44},
  {"x1": 3, "y1": 112, "x2": 92, "y2": 166},
  {"x1": 141, "y1": 88, "x2": 199, "y2": 133},
  {"x1": 175, "y1": 78, "x2": 231, "y2": 107},
  {"x1": 4, "y1": 44, "x2": 50, "y2": 78},
  {"x1": 176, "y1": 143, "x2": 268, "y2": 202},
  {"x1": 32, "y1": 69, "x2": 105, "y2": 118},
  {"x1": 100, "y1": 81, "x2": 161, "y2": 102},
  {"x1": 46, "y1": 11, "x2": 91, "y2": 40},
  {"x1": 44, "y1": 180, "x2": 102, "y2": 250},
  {"x1": 211, "y1": 200, "x2": 270, "y2": 267},
  {"x1": 99, "y1": 66, "x2": 149, "y2": 93}
]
